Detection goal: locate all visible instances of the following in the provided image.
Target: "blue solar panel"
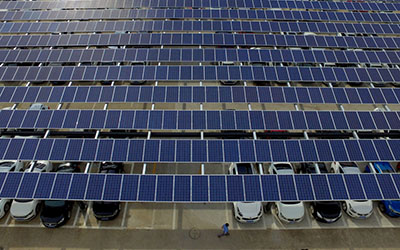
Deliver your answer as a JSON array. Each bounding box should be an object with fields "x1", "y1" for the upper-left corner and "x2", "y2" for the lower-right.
[
  {"x1": 209, "y1": 176, "x2": 226, "y2": 202},
  {"x1": 311, "y1": 175, "x2": 332, "y2": 200},
  {"x1": 278, "y1": 175, "x2": 297, "y2": 201},
  {"x1": 102, "y1": 175, "x2": 122, "y2": 201},
  {"x1": 192, "y1": 176, "x2": 209, "y2": 202},
  {"x1": 15, "y1": 172, "x2": 39, "y2": 199},
  {"x1": 120, "y1": 175, "x2": 139, "y2": 201},
  {"x1": 174, "y1": 176, "x2": 191, "y2": 202},
  {"x1": 359, "y1": 174, "x2": 383, "y2": 200},
  {"x1": 327, "y1": 174, "x2": 349, "y2": 200},
  {"x1": 344, "y1": 174, "x2": 366, "y2": 200},
  {"x1": 68, "y1": 174, "x2": 88, "y2": 200},
  {"x1": 156, "y1": 175, "x2": 173, "y2": 202},
  {"x1": 34, "y1": 173, "x2": 55, "y2": 199},
  {"x1": 50, "y1": 173, "x2": 72, "y2": 199},
  {"x1": 227, "y1": 175, "x2": 244, "y2": 202},
  {"x1": 376, "y1": 174, "x2": 399, "y2": 199},
  {"x1": 85, "y1": 174, "x2": 105, "y2": 200},
  {"x1": 138, "y1": 175, "x2": 156, "y2": 201},
  {"x1": 294, "y1": 175, "x2": 314, "y2": 200}
]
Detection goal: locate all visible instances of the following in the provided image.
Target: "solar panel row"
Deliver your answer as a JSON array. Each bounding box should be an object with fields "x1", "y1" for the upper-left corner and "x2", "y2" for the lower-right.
[
  {"x1": 0, "y1": 33, "x2": 396, "y2": 49},
  {"x1": 1, "y1": 86, "x2": 397, "y2": 105},
  {"x1": 1, "y1": 109, "x2": 399, "y2": 131},
  {"x1": 0, "y1": 20, "x2": 397, "y2": 35},
  {"x1": 3, "y1": 48, "x2": 399, "y2": 64},
  {"x1": 2, "y1": 0, "x2": 399, "y2": 11},
  {"x1": 1, "y1": 172, "x2": 399, "y2": 202},
  {"x1": 2, "y1": 9, "x2": 399, "y2": 23},
  {"x1": 0, "y1": 138, "x2": 398, "y2": 163},
  {"x1": 0, "y1": 66, "x2": 397, "y2": 83}
]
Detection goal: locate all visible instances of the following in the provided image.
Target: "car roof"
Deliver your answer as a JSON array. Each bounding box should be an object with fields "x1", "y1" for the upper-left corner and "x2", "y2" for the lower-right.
[{"x1": 373, "y1": 162, "x2": 394, "y2": 173}]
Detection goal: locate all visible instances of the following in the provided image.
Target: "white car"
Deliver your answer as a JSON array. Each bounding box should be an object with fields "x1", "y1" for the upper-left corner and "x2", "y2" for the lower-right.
[
  {"x1": 29, "y1": 103, "x2": 49, "y2": 110},
  {"x1": 0, "y1": 161, "x2": 23, "y2": 219},
  {"x1": 11, "y1": 161, "x2": 53, "y2": 221},
  {"x1": 269, "y1": 162, "x2": 305, "y2": 223},
  {"x1": 330, "y1": 162, "x2": 373, "y2": 219},
  {"x1": 229, "y1": 163, "x2": 263, "y2": 223}
]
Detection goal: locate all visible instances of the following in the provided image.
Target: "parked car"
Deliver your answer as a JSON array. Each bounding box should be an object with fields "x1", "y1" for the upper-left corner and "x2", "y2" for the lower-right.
[
  {"x1": 331, "y1": 162, "x2": 373, "y2": 219},
  {"x1": 92, "y1": 162, "x2": 123, "y2": 221},
  {"x1": 29, "y1": 103, "x2": 49, "y2": 110},
  {"x1": 365, "y1": 162, "x2": 400, "y2": 217},
  {"x1": 0, "y1": 161, "x2": 23, "y2": 219},
  {"x1": 269, "y1": 162, "x2": 305, "y2": 223},
  {"x1": 10, "y1": 161, "x2": 53, "y2": 221},
  {"x1": 40, "y1": 163, "x2": 82, "y2": 228},
  {"x1": 310, "y1": 201, "x2": 342, "y2": 223},
  {"x1": 301, "y1": 162, "x2": 342, "y2": 223},
  {"x1": 228, "y1": 163, "x2": 263, "y2": 223},
  {"x1": 40, "y1": 200, "x2": 74, "y2": 228},
  {"x1": 300, "y1": 162, "x2": 328, "y2": 174}
]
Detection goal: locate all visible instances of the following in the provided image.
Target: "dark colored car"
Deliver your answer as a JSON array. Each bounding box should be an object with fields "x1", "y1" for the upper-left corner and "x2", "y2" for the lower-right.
[
  {"x1": 40, "y1": 162, "x2": 84, "y2": 228},
  {"x1": 92, "y1": 162, "x2": 124, "y2": 221},
  {"x1": 310, "y1": 201, "x2": 342, "y2": 223},
  {"x1": 56, "y1": 162, "x2": 80, "y2": 173},
  {"x1": 300, "y1": 162, "x2": 328, "y2": 174},
  {"x1": 40, "y1": 200, "x2": 74, "y2": 228}
]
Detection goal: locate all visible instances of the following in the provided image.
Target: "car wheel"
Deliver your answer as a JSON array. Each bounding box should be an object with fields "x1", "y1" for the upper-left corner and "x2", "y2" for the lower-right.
[
  {"x1": 264, "y1": 203, "x2": 272, "y2": 214},
  {"x1": 35, "y1": 205, "x2": 40, "y2": 215},
  {"x1": 378, "y1": 203, "x2": 386, "y2": 213},
  {"x1": 310, "y1": 205, "x2": 315, "y2": 217},
  {"x1": 4, "y1": 202, "x2": 10, "y2": 213},
  {"x1": 67, "y1": 210, "x2": 72, "y2": 219},
  {"x1": 342, "y1": 202, "x2": 347, "y2": 212}
]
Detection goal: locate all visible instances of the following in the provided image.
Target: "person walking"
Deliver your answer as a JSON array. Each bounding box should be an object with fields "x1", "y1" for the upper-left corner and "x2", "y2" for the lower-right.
[{"x1": 218, "y1": 223, "x2": 230, "y2": 238}]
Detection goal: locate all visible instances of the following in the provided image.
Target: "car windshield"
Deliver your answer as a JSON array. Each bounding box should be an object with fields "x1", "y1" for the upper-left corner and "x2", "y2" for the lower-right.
[
  {"x1": 275, "y1": 164, "x2": 291, "y2": 170},
  {"x1": 15, "y1": 199, "x2": 33, "y2": 202},
  {"x1": 236, "y1": 164, "x2": 253, "y2": 174},
  {"x1": 0, "y1": 162, "x2": 13, "y2": 168},
  {"x1": 34, "y1": 163, "x2": 46, "y2": 169},
  {"x1": 282, "y1": 201, "x2": 300, "y2": 205},
  {"x1": 316, "y1": 202, "x2": 340, "y2": 212},
  {"x1": 44, "y1": 200, "x2": 66, "y2": 207},
  {"x1": 342, "y1": 166, "x2": 360, "y2": 174}
]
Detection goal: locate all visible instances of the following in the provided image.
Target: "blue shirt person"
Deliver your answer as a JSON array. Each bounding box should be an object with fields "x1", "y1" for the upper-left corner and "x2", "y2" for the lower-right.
[{"x1": 218, "y1": 223, "x2": 230, "y2": 237}]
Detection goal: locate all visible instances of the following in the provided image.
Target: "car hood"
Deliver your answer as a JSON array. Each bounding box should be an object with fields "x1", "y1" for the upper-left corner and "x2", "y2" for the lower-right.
[
  {"x1": 315, "y1": 202, "x2": 341, "y2": 218},
  {"x1": 11, "y1": 201, "x2": 36, "y2": 217},
  {"x1": 387, "y1": 200, "x2": 400, "y2": 211},
  {"x1": 235, "y1": 202, "x2": 262, "y2": 217},
  {"x1": 277, "y1": 202, "x2": 304, "y2": 219},
  {"x1": 347, "y1": 200, "x2": 373, "y2": 214}
]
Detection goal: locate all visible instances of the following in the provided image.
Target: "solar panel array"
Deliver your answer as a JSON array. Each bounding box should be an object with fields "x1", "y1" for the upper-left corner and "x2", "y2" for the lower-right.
[
  {"x1": 1, "y1": 0, "x2": 399, "y2": 11},
  {"x1": 1, "y1": 109, "x2": 400, "y2": 131},
  {"x1": 0, "y1": 172, "x2": 400, "y2": 202},
  {"x1": 1, "y1": 33, "x2": 399, "y2": 49},
  {"x1": 2, "y1": 0, "x2": 400, "y2": 205},
  {"x1": 2, "y1": 48, "x2": 400, "y2": 64},
  {"x1": 0, "y1": 66, "x2": 399, "y2": 83},
  {"x1": 0, "y1": 138, "x2": 399, "y2": 163},
  {"x1": 0, "y1": 86, "x2": 398, "y2": 104},
  {"x1": 1, "y1": 9, "x2": 399, "y2": 22},
  {"x1": 1, "y1": 20, "x2": 399, "y2": 35}
]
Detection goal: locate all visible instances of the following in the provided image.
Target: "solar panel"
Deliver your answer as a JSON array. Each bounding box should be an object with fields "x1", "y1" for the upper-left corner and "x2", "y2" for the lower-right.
[
  {"x1": 5, "y1": 172, "x2": 398, "y2": 202},
  {"x1": 1, "y1": 0, "x2": 398, "y2": 11},
  {"x1": 2, "y1": 138, "x2": 400, "y2": 163},
  {"x1": 1, "y1": 33, "x2": 400, "y2": 49},
  {"x1": 2, "y1": 9, "x2": 399, "y2": 23},
  {"x1": 0, "y1": 20, "x2": 396, "y2": 35}
]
